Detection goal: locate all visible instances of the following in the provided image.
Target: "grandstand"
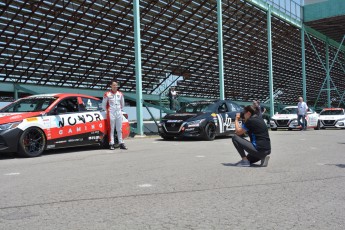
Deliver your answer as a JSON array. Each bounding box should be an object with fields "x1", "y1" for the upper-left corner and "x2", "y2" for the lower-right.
[{"x1": 1, "y1": 0, "x2": 344, "y2": 133}]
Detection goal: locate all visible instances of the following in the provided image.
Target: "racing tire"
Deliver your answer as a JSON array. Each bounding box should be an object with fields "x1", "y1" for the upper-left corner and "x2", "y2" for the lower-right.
[
  {"x1": 314, "y1": 121, "x2": 320, "y2": 130},
  {"x1": 18, "y1": 127, "x2": 46, "y2": 157},
  {"x1": 100, "y1": 135, "x2": 110, "y2": 149},
  {"x1": 203, "y1": 123, "x2": 216, "y2": 141},
  {"x1": 160, "y1": 133, "x2": 175, "y2": 140}
]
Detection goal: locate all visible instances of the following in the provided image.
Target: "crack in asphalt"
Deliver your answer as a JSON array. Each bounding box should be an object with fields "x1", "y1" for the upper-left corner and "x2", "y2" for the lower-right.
[{"x1": 1, "y1": 175, "x2": 344, "y2": 210}]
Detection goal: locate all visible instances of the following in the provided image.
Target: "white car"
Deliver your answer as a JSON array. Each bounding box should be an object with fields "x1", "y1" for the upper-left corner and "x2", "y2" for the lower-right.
[
  {"x1": 316, "y1": 108, "x2": 345, "y2": 129},
  {"x1": 270, "y1": 106, "x2": 318, "y2": 131}
]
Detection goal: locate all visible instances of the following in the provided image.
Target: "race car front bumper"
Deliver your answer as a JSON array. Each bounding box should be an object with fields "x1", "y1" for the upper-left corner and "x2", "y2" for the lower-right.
[
  {"x1": 270, "y1": 119, "x2": 301, "y2": 129},
  {"x1": 0, "y1": 128, "x2": 23, "y2": 153},
  {"x1": 319, "y1": 119, "x2": 345, "y2": 128},
  {"x1": 158, "y1": 123, "x2": 205, "y2": 138}
]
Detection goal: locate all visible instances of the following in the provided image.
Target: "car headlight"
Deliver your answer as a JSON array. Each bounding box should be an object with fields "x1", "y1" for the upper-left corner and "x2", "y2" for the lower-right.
[
  {"x1": 0, "y1": 121, "x2": 22, "y2": 130},
  {"x1": 186, "y1": 119, "x2": 205, "y2": 127},
  {"x1": 291, "y1": 119, "x2": 298, "y2": 124}
]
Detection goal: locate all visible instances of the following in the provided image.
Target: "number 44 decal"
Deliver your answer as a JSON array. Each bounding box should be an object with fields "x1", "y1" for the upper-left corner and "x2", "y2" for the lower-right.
[{"x1": 224, "y1": 117, "x2": 232, "y2": 130}]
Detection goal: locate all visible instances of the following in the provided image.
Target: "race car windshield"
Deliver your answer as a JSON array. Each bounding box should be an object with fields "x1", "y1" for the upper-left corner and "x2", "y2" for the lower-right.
[
  {"x1": 320, "y1": 110, "x2": 344, "y2": 115},
  {"x1": 279, "y1": 108, "x2": 298, "y2": 114},
  {"x1": 0, "y1": 97, "x2": 56, "y2": 112},
  {"x1": 178, "y1": 102, "x2": 215, "y2": 113}
]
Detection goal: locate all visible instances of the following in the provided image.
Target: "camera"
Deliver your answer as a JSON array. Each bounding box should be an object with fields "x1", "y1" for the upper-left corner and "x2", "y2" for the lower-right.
[{"x1": 240, "y1": 111, "x2": 245, "y2": 119}]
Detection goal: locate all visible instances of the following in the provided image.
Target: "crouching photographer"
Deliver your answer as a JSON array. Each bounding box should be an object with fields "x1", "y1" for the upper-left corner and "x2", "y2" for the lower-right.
[{"x1": 232, "y1": 105, "x2": 271, "y2": 167}]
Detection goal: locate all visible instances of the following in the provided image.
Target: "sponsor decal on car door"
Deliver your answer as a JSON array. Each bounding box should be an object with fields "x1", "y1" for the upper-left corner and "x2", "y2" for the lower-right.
[
  {"x1": 48, "y1": 112, "x2": 104, "y2": 148},
  {"x1": 307, "y1": 114, "x2": 318, "y2": 127},
  {"x1": 216, "y1": 113, "x2": 232, "y2": 133}
]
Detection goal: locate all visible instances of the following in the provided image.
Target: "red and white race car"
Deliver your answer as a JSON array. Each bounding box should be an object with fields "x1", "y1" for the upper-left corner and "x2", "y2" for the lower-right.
[
  {"x1": 0, "y1": 93, "x2": 130, "y2": 157},
  {"x1": 316, "y1": 108, "x2": 345, "y2": 129}
]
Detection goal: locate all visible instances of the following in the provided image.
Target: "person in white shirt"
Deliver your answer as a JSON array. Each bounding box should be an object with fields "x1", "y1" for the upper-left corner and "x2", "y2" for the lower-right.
[
  {"x1": 102, "y1": 81, "x2": 127, "y2": 150},
  {"x1": 297, "y1": 97, "x2": 308, "y2": 130},
  {"x1": 168, "y1": 87, "x2": 178, "y2": 110}
]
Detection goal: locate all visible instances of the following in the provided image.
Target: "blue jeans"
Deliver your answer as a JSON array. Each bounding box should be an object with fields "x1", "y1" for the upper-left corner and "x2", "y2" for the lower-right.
[{"x1": 297, "y1": 114, "x2": 306, "y2": 129}]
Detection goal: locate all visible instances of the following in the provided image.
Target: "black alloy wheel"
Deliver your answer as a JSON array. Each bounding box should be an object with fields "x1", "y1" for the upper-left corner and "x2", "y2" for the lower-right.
[
  {"x1": 18, "y1": 127, "x2": 46, "y2": 157},
  {"x1": 204, "y1": 123, "x2": 216, "y2": 141}
]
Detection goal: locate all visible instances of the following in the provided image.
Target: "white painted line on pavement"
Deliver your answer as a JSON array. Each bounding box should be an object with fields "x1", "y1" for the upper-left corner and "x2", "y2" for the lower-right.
[
  {"x1": 4, "y1": 173, "x2": 20, "y2": 176},
  {"x1": 138, "y1": 184, "x2": 153, "y2": 188},
  {"x1": 195, "y1": 155, "x2": 205, "y2": 158},
  {"x1": 317, "y1": 163, "x2": 326, "y2": 166}
]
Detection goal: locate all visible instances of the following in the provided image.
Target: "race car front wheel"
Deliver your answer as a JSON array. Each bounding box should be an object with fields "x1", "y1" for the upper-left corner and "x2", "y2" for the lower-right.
[
  {"x1": 314, "y1": 121, "x2": 320, "y2": 130},
  {"x1": 204, "y1": 123, "x2": 216, "y2": 141},
  {"x1": 18, "y1": 127, "x2": 46, "y2": 157}
]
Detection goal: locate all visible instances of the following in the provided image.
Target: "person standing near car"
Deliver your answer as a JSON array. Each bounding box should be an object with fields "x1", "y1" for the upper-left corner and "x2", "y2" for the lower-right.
[
  {"x1": 253, "y1": 100, "x2": 265, "y2": 117},
  {"x1": 102, "y1": 81, "x2": 128, "y2": 150},
  {"x1": 297, "y1": 96, "x2": 308, "y2": 130},
  {"x1": 232, "y1": 105, "x2": 271, "y2": 167},
  {"x1": 168, "y1": 87, "x2": 178, "y2": 111}
]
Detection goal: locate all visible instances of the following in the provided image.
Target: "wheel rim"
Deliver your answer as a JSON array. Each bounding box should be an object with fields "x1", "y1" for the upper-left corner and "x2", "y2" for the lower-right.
[
  {"x1": 207, "y1": 124, "x2": 216, "y2": 139},
  {"x1": 23, "y1": 129, "x2": 44, "y2": 155}
]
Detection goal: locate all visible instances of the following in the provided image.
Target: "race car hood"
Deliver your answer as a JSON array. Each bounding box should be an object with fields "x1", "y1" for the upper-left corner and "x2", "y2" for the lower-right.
[
  {"x1": 271, "y1": 114, "x2": 297, "y2": 120},
  {"x1": 163, "y1": 112, "x2": 201, "y2": 122},
  {"x1": 0, "y1": 112, "x2": 44, "y2": 124}
]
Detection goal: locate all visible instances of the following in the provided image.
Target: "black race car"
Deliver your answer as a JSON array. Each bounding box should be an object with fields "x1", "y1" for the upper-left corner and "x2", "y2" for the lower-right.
[{"x1": 158, "y1": 100, "x2": 243, "y2": 140}]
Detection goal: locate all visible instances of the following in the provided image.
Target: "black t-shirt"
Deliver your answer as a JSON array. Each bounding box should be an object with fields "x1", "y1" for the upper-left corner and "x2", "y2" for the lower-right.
[{"x1": 242, "y1": 115, "x2": 271, "y2": 152}]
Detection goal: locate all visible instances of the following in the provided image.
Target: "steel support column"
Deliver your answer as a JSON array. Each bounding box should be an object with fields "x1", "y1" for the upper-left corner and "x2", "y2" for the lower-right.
[
  {"x1": 301, "y1": 25, "x2": 307, "y2": 101},
  {"x1": 267, "y1": 6, "x2": 274, "y2": 116},
  {"x1": 325, "y1": 38, "x2": 331, "y2": 107},
  {"x1": 14, "y1": 84, "x2": 18, "y2": 100},
  {"x1": 133, "y1": 0, "x2": 143, "y2": 135},
  {"x1": 217, "y1": 0, "x2": 225, "y2": 100}
]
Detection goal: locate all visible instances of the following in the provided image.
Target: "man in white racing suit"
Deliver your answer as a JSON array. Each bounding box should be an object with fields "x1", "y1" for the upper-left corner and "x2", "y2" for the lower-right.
[{"x1": 102, "y1": 81, "x2": 128, "y2": 150}]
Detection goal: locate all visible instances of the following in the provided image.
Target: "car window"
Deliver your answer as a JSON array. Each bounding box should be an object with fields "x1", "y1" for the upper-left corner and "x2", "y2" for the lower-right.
[
  {"x1": 178, "y1": 102, "x2": 215, "y2": 113},
  {"x1": 320, "y1": 110, "x2": 344, "y2": 115},
  {"x1": 226, "y1": 102, "x2": 242, "y2": 112},
  {"x1": 56, "y1": 97, "x2": 79, "y2": 113},
  {"x1": 280, "y1": 108, "x2": 298, "y2": 114},
  {"x1": 218, "y1": 103, "x2": 228, "y2": 112},
  {"x1": 81, "y1": 97, "x2": 102, "y2": 111},
  {"x1": 0, "y1": 97, "x2": 56, "y2": 112}
]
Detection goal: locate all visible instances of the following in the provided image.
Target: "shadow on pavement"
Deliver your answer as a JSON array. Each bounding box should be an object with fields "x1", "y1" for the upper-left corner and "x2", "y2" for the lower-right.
[
  {"x1": 0, "y1": 145, "x2": 103, "y2": 160},
  {"x1": 326, "y1": 164, "x2": 345, "y2": 168},
  {"x1": 221, "y1": 163, "x2": 262, "y2": 167},
  {"x1": 0, "y1": 152, "x2": 17, "y2": 160}
]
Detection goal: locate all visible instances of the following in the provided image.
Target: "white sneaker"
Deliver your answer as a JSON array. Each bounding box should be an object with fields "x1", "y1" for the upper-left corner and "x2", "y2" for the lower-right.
[{"x1": 260, "y1": 155, "x2": 270, "y2": 167}]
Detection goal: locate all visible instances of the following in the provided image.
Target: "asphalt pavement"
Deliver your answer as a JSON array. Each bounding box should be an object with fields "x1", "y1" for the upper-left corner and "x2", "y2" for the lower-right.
[{"x1": 1, "y1": 129, "x2": 345, "y2": 230}]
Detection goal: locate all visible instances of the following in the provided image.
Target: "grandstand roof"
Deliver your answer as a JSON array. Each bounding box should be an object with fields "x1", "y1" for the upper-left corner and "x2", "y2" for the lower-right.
[
  {"x1": 1, "y1": 0, "x2": 344, "y2": 107},
  {"x1": 305, "y1": 15, "x2": 345, "y2": 44}
]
